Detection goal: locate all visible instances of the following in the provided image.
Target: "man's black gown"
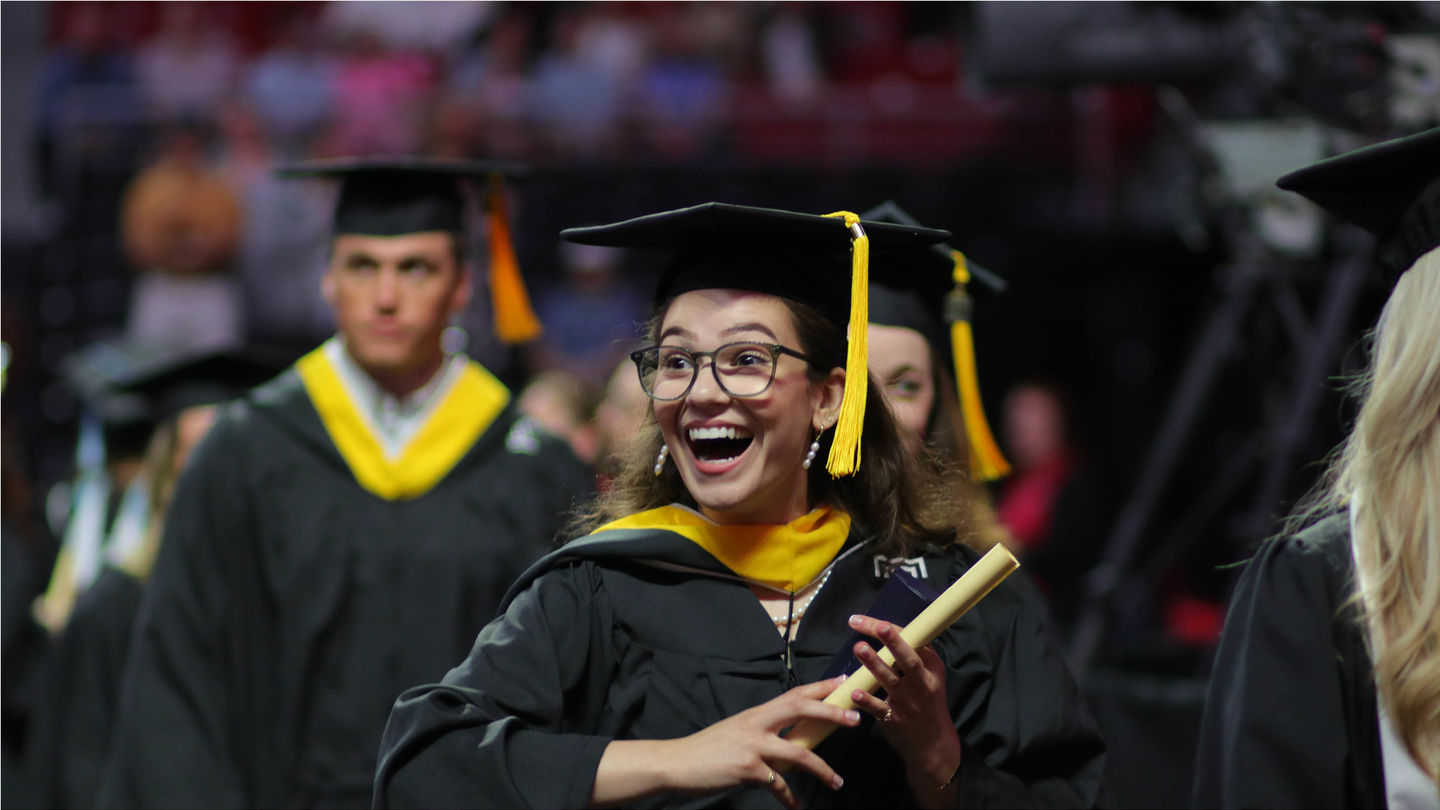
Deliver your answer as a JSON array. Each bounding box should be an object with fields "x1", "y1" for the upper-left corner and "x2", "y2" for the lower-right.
[
  {"x1": 97, "y1": 361, "x2": 593, "y2": 809},
  {"x1": 375, "y1": 526, "x2": 1106, "y2": 808},
  {"x1": 1193, "y1": 514, "x2": 1387, "y2": 808}
]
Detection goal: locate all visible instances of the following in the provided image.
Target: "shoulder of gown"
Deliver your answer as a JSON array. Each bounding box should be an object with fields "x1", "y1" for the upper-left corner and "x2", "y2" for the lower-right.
[{"x1": 1193, "y1": 513, "x2": 1384, "y2": 809}]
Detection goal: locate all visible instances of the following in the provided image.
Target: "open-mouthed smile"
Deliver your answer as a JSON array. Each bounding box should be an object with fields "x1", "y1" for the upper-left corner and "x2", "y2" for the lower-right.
[{"x1": 686, "y1": 424, "x2": 755, "y2": 467}]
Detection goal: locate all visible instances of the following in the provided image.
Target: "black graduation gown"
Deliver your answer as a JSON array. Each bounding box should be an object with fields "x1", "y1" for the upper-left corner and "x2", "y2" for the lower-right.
[
  {"x1": 25, "y1": 565, "x2": 143, "y2": 809},
  {"x1": 3, "y1": 514, "x2": 60, "y2": 805},
  {"x1": 97, "y1": 367, "x2": 594, "y2": 809},
  {"x1": 1192, "y1": 514, "x2": 1386, "y2": 808},
  {"x1": 375, "y1": 527, "x2": 1106, "y2": 809}
]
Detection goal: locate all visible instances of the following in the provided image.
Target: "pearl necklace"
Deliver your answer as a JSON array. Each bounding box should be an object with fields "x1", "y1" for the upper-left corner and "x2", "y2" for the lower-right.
[{"x1": 770, "y1": 568, "x2": 833, "y2": 628}]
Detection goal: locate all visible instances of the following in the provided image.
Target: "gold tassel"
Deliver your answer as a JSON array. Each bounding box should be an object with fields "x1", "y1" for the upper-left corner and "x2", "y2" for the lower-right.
[
  {"x1": 34, "y1": 547, "x2": 78, "y2": 634},
  {"x1": 486, "y1": 176, "x2": 542, "y2": 344},
  {"x1": 822, "y1": 211, "x2": 868, "y2": 477},
  {"x1": 948, "y1": 250, "x2": 1010, "y2": 481}
]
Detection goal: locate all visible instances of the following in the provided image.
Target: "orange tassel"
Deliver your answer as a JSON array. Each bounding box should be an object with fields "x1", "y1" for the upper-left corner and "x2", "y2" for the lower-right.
[{"x1": 486, "y1": 176, "x2": 542, "y2": 344}]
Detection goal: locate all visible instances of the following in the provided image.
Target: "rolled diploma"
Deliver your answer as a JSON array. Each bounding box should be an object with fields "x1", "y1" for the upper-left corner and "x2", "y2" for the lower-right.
[{"x1": 784, "y1": 543, "x2": 1020, "y2": 751}]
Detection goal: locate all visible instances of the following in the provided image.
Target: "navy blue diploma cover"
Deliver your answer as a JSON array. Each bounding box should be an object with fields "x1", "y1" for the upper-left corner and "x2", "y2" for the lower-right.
[{"x1": 821, "y1": 569, "x2": 939, "y2": 680}]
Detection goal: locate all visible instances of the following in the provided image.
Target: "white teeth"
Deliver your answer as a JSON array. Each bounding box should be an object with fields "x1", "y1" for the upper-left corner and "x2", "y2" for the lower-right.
[{"x1": 688, "y1": 425, "x2": 752, "y2": 441}]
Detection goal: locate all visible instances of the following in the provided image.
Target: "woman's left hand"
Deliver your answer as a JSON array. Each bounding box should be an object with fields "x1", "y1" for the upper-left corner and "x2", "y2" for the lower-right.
[{"x1": 847, "y1": 614, "x2": 962, "y2": 809}]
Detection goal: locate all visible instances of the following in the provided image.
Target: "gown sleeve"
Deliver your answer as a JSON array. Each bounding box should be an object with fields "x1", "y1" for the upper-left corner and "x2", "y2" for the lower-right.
[
  {"x1": 1191, "y1": 531, "x2": 1358, "y2": 808},
  {"x1": 374, "y1": 562, "x2": 616, "y2": 809},
  {"x1": 97, "y1": 416, "x2": 253, "y2": 809},
  {"x1": 937, "y1": 559, "x2": 1107, "y2": 809}
]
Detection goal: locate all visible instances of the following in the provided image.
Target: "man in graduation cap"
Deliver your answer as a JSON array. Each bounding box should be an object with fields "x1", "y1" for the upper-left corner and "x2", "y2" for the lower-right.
[{"x1": 99, "y1": 159, "x2": 594, "y2": 809}]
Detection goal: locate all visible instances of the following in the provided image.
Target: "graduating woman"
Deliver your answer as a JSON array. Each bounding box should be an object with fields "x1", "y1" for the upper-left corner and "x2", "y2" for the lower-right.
[
  {"x1": 374, "y1": 203, "x2": 1104, "y2": 809},
  {"x1": 860, "y1": 201, "x2": 1014, "y2": 554},
  {"x1": 1193, "y1": 128, "x2": 1440, "y2": 807}
]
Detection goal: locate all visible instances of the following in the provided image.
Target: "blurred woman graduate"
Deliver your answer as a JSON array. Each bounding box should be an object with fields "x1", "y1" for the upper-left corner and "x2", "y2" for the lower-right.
[
  {"x1": 24, "y1": 346, "x2": 285, "y2": 809},
  {"x1": 1194, "y1": 128, "x2": 1440, "y2": 808}
]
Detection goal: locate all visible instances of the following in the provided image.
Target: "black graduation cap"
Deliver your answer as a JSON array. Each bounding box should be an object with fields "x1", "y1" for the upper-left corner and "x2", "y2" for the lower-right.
[
  {"x1": 275, "y1": 156, "x2": 542, "y2": 343},
  {"x1": 113, "y1": 345, "x2": 292, "y2": 423},
  {"x1": 859, "y1": 201, "x2": 1011, "y2": 481},
  {"x1": 61, "y1": 341, "x2": 171, "y2": 428},
  {"x1": 1277, "y1": 126, "x2": 1440, "y2": 284},
  {"x1": 860, "y1": 200, "x2": 1005, "y2": 343},
  {"x1": 560, "y1": 202, "x2": 952, "y2": 476}
]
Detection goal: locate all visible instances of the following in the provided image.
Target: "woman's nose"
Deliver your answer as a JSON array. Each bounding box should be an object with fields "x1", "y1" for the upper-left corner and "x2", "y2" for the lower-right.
[{"x1": 686, "y1": 360, "x2": 730, "y2": 404}]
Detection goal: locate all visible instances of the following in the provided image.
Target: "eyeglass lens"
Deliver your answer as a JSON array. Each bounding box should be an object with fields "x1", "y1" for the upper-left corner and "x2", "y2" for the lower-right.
[{"x1": 639, "y1": 343, "x2": 780, "y2": 400}]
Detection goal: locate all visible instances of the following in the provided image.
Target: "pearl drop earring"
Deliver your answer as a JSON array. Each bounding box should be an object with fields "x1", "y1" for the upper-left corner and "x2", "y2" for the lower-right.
[
  {"x1": 654, "y1": 444, "x2": 669, "y2": 476},
  {"x1": 802, "y1": 436, "x2": 821, "y2": 471}
]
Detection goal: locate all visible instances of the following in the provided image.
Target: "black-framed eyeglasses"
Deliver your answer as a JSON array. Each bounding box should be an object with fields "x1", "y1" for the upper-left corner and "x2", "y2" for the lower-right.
[{"x1": 630, "y1": 342, "x2": 815, "y2": 401}]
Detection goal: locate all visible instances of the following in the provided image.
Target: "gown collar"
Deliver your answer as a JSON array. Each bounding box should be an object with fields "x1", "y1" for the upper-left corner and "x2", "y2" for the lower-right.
[{"x1": 593, "y1": 504, "x2": 851, "y2": 594}]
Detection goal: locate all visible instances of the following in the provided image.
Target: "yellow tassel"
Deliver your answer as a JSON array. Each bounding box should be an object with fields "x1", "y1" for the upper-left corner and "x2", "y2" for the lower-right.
[
  {"x1": 486, "y1": 176, "x2": 543, "y2": 344},
  {"x1": 822, "y1": 211, "x2": 868, "y2": 477},
  {"x1": 34, "y1": 547, "x2": 78, "y2": 634},
  {"x1": 949, "y1": 250, "x2": 1010, "y2": 481}
]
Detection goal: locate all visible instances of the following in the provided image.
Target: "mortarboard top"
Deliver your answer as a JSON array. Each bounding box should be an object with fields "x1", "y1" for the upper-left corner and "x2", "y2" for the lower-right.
[
  {"x1": 1277, "y1": 126, "x2": 1440, "y2": 284},
  {"x1": 561, "y1": 202, "x2": 951, "y2": 325},
  {"x1": 860, "y1": 200, "x2": 1005, "y2": 345},
  {"x1": 61, "y1": 341, "x2": 173, "y2": 429},
  {"x1": 561, "y1": 201, "x2": 951, "y2": 477},
  {"x1": 274, "y1": 156, "x2": 527, "y2": 236},
  {"x1": 859, "y1": 201, "x2": 1011, "y2": 481},
  {"x1": 113, "y1": 345, "x2": 292, "y2": 423},
  {"x1": 274, "y1": 156, "x2": 542, "y2": 343}
]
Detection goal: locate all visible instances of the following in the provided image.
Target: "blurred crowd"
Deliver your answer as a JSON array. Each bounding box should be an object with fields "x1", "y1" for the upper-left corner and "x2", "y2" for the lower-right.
[{"x1": 35, "y1": 0, "x2": 1023, "y2": 179}]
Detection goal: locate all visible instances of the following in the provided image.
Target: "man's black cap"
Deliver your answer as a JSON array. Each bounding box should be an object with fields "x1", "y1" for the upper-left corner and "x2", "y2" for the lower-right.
[{"x1": 275, "y1": 156, "x2": 526, "y2": 236}]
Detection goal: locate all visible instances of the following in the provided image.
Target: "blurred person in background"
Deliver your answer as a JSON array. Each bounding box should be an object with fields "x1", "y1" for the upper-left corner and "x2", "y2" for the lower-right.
[
  {"x1": 994, "y1": 378, "x2": 1107, "y2": 627},
  {"x1": 517, "y1": 369, "x2": 600, "y2": 468},
  {"x1": 242, "y1": 8, "x2": 335, "y2": 160},
  {"x1": 133, "y1": 1, "x2": 238, "y2": 124},
  {"x1": 32, "y1": 1, "x2": 141, "y2": 197},
  {"x1": 862, "y1": 201, "x2": 1013, "y2": 554},
  {"x1": 98, "y1": 160, "x2": 592, "y2": 808},
  {"x1": 446, "y1": 7, "x2": 537, "y2": 161},
  {"x1": 592, "y1": 355, "x2": 651, "y2": 491},
  {"x1": 22, "y1": 346, "x2": 285, "y2": 810},
  {"x1": 527, "y1": 241, "x2": 647, "y2": 390},
  {"x1": 214, "y1": 102, "x2": 336, "y2": 348},
  {"x1": 31, "y1": 342, "x2": 167, "y2": 638},
  {"x1": 529, "y1": 5, "x2": 628, "y2": 160},
  {"x1": 996, "y1": 380, "x2": 1078, "y2": 553},
  {"x1": 325, "y1": 26, "x2": 437, "y2": 157},
  {"x1": 637, "y1": 4, "x2": 733, "y2": 160},
  {"x1": 1194, "y1": 128, "x2": 1440, "y2": 807},
  {"x1": 120, "y1": 118, "x2": 245, "y2": 354}
]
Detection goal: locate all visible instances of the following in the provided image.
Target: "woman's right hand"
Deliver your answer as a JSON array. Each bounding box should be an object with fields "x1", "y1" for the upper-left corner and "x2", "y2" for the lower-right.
[{"x1": 592, "y1": 676, "x2": 859, "y2": 809}]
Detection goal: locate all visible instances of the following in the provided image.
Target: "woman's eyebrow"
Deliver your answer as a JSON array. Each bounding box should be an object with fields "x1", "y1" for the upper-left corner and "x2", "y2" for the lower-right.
[
  {"x1": 720, "y1": 322, "x2": 779, "y2": 340},
  {"x1": 884, "y1": 364, "x2": 921, "y2": 379},
  {"x1": 659, "y1": 325, "x2": 696, "y2": 342}
]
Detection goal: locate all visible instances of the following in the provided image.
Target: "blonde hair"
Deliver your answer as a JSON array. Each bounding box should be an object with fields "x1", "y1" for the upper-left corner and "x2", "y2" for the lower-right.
[{"x1": 1310, "y1": 247, "x2": 1440, "y2": 784}]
